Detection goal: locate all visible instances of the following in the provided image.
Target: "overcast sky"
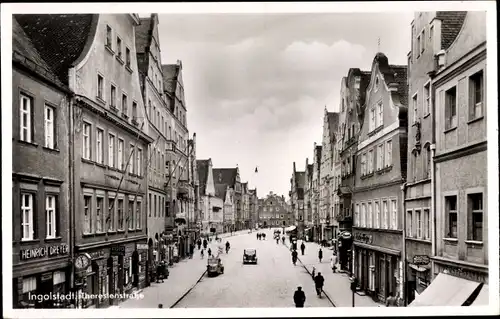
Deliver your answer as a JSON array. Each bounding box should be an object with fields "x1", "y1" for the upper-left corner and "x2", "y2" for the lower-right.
[{"x1": 153, "y1": 13, "x2": 413, "y2": 198}]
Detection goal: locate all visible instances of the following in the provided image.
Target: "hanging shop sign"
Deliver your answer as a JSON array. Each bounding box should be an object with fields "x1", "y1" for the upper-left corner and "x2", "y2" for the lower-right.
[
  {"x1": 20, "y1": 244, "x2": 69, "y2": 260},
  {"x1": 354, "y1": 233, "x2": 373, "y2": 244},
  {"x1": 412, "y1": 255, "x2": 430, "y2": 266},
  {"x1": 110, "y1": 246, "x2": 126, "y2": 256}
]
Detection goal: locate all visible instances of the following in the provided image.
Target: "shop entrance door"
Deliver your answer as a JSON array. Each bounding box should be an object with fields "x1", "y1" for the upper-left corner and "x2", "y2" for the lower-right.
[
  {"x1": 38, "y1": 272, "x2": 54, "y2": 308},
  {"x1": 378, "y1": 256, "x2": 386, "y2": 301}
]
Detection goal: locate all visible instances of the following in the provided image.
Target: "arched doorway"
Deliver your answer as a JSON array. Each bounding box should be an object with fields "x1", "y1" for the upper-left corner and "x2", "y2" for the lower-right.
[
  {"x1": 107, "y1": 257, "x2": 114, "y2": 305},
  {"x1": 132, "y1": 251, "x2": 139, "y2": 288}
]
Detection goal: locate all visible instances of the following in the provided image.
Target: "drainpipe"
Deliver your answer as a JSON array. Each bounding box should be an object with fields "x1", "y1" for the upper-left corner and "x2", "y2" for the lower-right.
[
  {"x1": 429, "y1": 76, "x2": 437, "y2": 281},
  {"x1": 68, "y1": 95, "x2": 76, "y2": 304},
  {"x1": 401, "y1": 182, "x2": 407, "y2": 306}
]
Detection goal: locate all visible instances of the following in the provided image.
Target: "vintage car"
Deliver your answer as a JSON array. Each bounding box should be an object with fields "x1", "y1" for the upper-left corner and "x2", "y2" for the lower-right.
[
  {"x1": 243, "y1": 249, "x2": 258, "y2": 264},
  {"x1": 207, "y1": 257, "x2": 224, "y2": 277}
]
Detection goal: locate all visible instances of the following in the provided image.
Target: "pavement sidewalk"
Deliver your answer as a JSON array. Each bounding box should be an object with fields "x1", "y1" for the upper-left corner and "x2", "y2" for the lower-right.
[
  {"x1": 286, "y1": 240, "x2": 382, "y2": 307},
  {"x1": 119, "y1": 230, "x2": 248, "y2": 308}
]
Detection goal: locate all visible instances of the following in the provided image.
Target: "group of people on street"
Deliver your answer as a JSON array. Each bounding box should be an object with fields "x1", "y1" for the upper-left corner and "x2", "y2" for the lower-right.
[
  {"x1": 256, "y1": 233, "x2": 266, "y2": 240},
  {"x1": 292, "y1": 272, "x2": 325, "y2": 307}
]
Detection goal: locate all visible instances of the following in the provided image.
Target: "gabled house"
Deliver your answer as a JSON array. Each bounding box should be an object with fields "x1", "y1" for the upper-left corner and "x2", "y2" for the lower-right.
[
  {"x1": 196, "y1": 159, "x2": 224, "y2": 234},
  {"x1": 352, "y1": 52, "x2": 408, "y2": 302},
  {"x1": 212, "y1": 167, "x2": 242, "y2": 230}
]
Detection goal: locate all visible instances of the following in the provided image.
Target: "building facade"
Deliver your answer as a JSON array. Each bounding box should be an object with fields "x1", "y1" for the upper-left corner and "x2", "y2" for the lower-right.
[
  {"x1": 12, "y1": 17, "x2": 73, "y2": 309},
  {"x1": 258, "y1": 192, "x2": 292, "y2": 228},
  {"x1": 430, "y1": 11, "x2": 488, "y2": 303},
  {"x1": 197, "y1": 159, "x2": 224, "y2": 234},
  {"x1": 304, "y1": 159, "x2": 314, "y2": 241},
  {"x1": 249, "y1": 188, "x2": 258, "y2": 229},
  {"x1": 213, "y1": 168, "x2": 243, "y2": 231},
  {"x1": 352, "y1": 53, "x2": 408, "y2": 303},
  {"x1": 290, "y1": 163, "x2": 305, "y2": 238}
]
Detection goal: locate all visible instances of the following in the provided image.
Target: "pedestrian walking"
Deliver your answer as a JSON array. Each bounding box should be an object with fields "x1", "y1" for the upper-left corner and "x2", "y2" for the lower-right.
[
  {"x1": 197, "y1": 238, "x2": 202, "y2": 250},
  {"x1": 203, "y1": 239, "x2": 208, "y2": 249},
  {"x1": 300, "y1": 242, "x2": 306, "y2": 255},
  {"x1": 318, "y1": 248, "x2": 323, "y2": 263},
  {"x1": 282, "y1": 236, "x2": 285, "y2": 244},
  {"x1": 314, "y1": 272, "x2": 325, "y2": 297},
  {"x1": 293, "y1": 286, "x2": 306, "y2": 308},
  {"x1": 208, "y1": 248, "x2": 212, "y2": 257},
  {"x1": 201, "y1": 249, "x2": 205, "y2": 259},
  {"x1": 330, "y1": 253, "x2": 338, "y2": 273},
  {"x1": 291, "y1": 249, "x2": 298, "y2": 266},
  {"x1": 189, "y1": 244, "x2": 195, "y2": 259}
]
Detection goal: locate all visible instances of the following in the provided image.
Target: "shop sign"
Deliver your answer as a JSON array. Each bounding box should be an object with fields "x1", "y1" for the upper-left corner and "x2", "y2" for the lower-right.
[
  {"x1": 41, "y1": 272, "x2": 53, "y2": 282},
  {"x1": 354, "y1": 233, "x2": 373, "y2": 244},
  {"x1": 89, "y1": 250, "x2": 106, "y2": 260},
  {"x1": 439, "y1": 264, "x2": 486, "y2": 283},
  {"x1": 110, "y1": 246, "x2": 126, "y2": 256},
  {"x1": 20, "y1": 244, "x2": 69, "y2": 260},
  {"x1": 413, "y1": 255, "x2": 430, "y2": 266},
  {"x1": 137, "y1": 244, "x2": 149, "y2": 250}
]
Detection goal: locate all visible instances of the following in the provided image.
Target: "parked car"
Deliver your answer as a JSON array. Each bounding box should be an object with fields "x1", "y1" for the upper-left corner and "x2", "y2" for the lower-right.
[
  {"x1": 207, "y1": 257, "x2": 224, "y2": 277},
  {"x1": 243, "y1": 249, "x2": 258, "y2": 264}
]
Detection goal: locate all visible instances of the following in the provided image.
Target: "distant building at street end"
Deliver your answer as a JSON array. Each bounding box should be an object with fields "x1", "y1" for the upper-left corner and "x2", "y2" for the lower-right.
[
  {"x1": 258, "y1": 192, "x2": 292, "y2": 228},
  {"x1": 290, "y1": 162, "x2": 306, "y2": 238}
]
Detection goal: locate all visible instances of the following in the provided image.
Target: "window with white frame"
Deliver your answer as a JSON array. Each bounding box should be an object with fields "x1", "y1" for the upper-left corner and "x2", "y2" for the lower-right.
[
  {"x1": 108, "y1": 134, "x2": 115, "y2": 168},
  {"x1": 445, "y1": 86, "x2": 457, "y2": 130},
  {"x1": 118, "y1": 198, "x2": 124, "y2": 230},
  {"x1": 128, "y1": 198, "x2": 134, "y2": 230},
  {"x1": 96, "y1": 197, "x2": 103, "y2": 232},
  {"x1": 20, "y1": 93, "x2": 33, "y2": 143},
  {"x1": 370, "y1": 107, "x2": 376, "y2": 131},
  {"x1": 96, "y1": 128, "x2": 103, "y2": 164},
  {"x1": 108, "y1": 197, "x2": 115, "y2": 231},
  {"x1": 361, "y1": 203, "x2": 366, "y2": 227},
  {"x1": 391, "y1": 199, "x2": 397, "y2": 230},
  {"x1": 136, "y1": 198, "x2": 142, "y2": 229},
  {"x1": 407, "y1": 210, "x2": 413, "y2": 237},
  {"x1": 129, "y1": 144, "x2": 135, "y2": 174},
  {"x1": 385, "y1": 140, "x2": 392, "y2": 167},
  {"x1": 468, "y1": 193, "x2": 483, "y2": 241},
  {"x1": 44, "y1": 104, "x2": 56, "y2": 149},
  {"x1": 126, "y1": 47, "x2": 131, "y2": 68},
  {"x1": 368, "y1": 150, "x2": 374, "y2": 174},
  {"x1": 424, "y1": 208, "x2": 430, "y2": 240},
  {"x1": 367, "y1": 201, "x2": 373, "y2": 228},
  {"x1": 377, "y1": 144, "x2": 384, "y2": 170},
  {"x1": 110, "y1": 85, "x2": 117, "y2": 108},
  {"x1": 116, "y1": 36, "x2": 122, "y2": 59},
  {"x1": 118, "y1": 138, "x2": 124, "y2": 170},
  {"x1": 375, "y1": 201, "x2": 380, "y2": 228},
  {"x1": 383, "y1": 200, "x2": 389, "y2": 229},
  {"x1": 122, "y1": 93, "x2": 128, "y2": 115},
  {"x1": 106, "y1": 25, "x2": 112, "y2": 48},
  {"x1": 424, "y1": 144, "x2": 431, "y2": 178},
  {"x1": 377, "y1": 102, "x2": 383, "y2": 127},
  {"x1": 416, "y1": 209, "x2": 422, "y2": 238},
  {"x1": 82, "y1": 122, "x2": 91, "y2": 160},
  {"x1": 361, "y1": 153, "x2": 366, "y2": 175},
  {"x1": 83, "y1": 195, "x2": 92, "y2": 234},
  {"x1": 469, "y1": 70, "x2": 484, "y2": 120},
  {"x1": 22, "y1": 276, "x2": 37, "y2": 301},
  {"x1": 421, "y1": 29, "x2": 425, "y2": 53},
  {"x1": 416, "y1": 35, "x2": 421, "y2": 56},
  {"x1": 354, "y1": 204, "x2": 360, "y2": 227},
  {"x1": 46, "y1": 195, "x2": 57, "y2": 239},
  {"x1": 97, "y1": 74, "x2": 104, "y2": 100},
  {"x1": 445, "y1": 195, "x2": 458, "y2": 238},
  {"x1": 424, "y1": 82, "x2": 430, "y2": 115},
  {"x1": 412, "y1": 94, "x2": 418, "y2": 123},
  {"x1": 21, "y1": 193, "x2": 34, "y2": 240}
]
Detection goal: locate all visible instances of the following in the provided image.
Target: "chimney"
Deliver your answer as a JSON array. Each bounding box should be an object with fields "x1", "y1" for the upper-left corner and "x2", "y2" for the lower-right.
[
  {"x1": 177, "y1": 59, "x2": 183, "y2": 69},
  {"x1": 436, "y1": 50, "x2": 446, "y2": 71},
  {"x1": 293, "y1": 162, "x2": 296, "y2": 172}
]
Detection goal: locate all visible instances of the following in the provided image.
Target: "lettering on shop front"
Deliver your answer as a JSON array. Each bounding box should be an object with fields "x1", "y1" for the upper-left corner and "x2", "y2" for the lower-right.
[
  {"x1": 440, "y1": 265, "x2": 486, "y2": 283},
  {"x1": 89, "y1": 250, "x2": 106, "y2": 260},
  {"x1": 20, "y1": 244, "x2": 69, "y2": 260},
  {"x1": 354, "y1": 233, "x2": 373, "y2": 244}
]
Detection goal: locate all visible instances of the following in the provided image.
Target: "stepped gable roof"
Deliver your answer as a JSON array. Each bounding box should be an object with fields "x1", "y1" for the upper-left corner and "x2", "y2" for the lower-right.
[
  {"x1": 196, "y1": 159, "x2": 210, "y2": 195},
  {"x1": 212, "y1": 168, "x2": 238, "y2": 187},
  {"x1": 15, "y1": 14, "x2": 97, "y2": 85},
  {"x1": 214, "y1": 184, "x2": 228, "y2": 200},
  {"x1": 436, "y1": 11, "x2": 468, "y2": 50},
  {"x1": 295, "y1": 171, "x2": 306, "y2": 188}
]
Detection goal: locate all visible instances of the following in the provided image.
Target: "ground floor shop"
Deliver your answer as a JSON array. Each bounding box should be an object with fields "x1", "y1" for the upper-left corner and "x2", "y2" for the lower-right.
[
  {"x1": 352, "y1": 229, "x2": 403, "y2": 303},
  {"x1": 13, "y1": 254, "x2": 71, "y2": 309},
  {"x1": 74, "y1": 239, "x2": 147, "y2": 308}
]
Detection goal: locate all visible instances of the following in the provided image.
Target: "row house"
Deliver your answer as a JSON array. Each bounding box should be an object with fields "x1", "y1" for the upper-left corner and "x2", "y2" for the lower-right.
[
  {"x1": 311, "y1": 143, "x2": 322, "y2": 241},
  {"x1": 319, "y1": 108, "x2": 340, "y2": 243},
  {"x1": 16, "y1": 14, "x2": 155, "y2": 308},
  {"x1": 290, "y1": 163, "x2": 306, "y2": 238},
  {"x1": 135, "y1": 14, "x2": 172, "y2": 268},
  {"x1": 242, "y1": 183, "x2": 250, "y2": 229},
  {"x1": 217, "y1": 183, "x2": 235, "y2": 233},
  {"x1": 187, "y1": 134, "x2": 200, "y2": 233},
  {"x1": 258, "y1": 192, "x2": 291, "y2": 228},
  {"x1": 12, "y1": 17, "x2": 73, "y2": 309},
  {"x1": 408, "y1": 11, "x2": 489, "y2": 307},
  {"x1": 352, "y1": 53, "x2": 408, "y2": 303},
  {"x1": 249, "y1": 188, "x2": 258, "y2": 229},
  {"x1": 162, "y1": 61, "x2": 195, "y2": 258},
  {"x1": 213, "y1": 168, "x2": 243, "y2": 230},
  {"x1": 304, "y1": 159, "x2": 314, "y2": 240},
  {"x1": 337, "y1": 69, "x2": 371, "y2": 273},
  {"x1": 197, "y1": 159, "x2": 224, "y2": 234}
]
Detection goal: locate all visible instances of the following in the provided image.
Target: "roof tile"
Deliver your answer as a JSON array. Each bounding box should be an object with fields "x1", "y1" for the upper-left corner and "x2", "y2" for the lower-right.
[{"x1": 436, "y1": 11, "x2": 468, "y2": 50}]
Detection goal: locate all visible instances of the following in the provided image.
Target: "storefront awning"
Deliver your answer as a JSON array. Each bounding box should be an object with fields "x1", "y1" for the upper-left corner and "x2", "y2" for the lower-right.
[
  {"x1": 285, "y1": 225, "x2": 297, "y2": 232},
  {"x1": 472, "y1": 284, "x2": 489, "y2": 306},
  {"x1": 409, "y1": 273, "x2": 481, "y2": 307}
]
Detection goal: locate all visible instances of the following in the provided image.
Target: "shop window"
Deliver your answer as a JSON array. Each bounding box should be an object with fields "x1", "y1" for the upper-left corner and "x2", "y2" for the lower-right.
[
  {"x1": 53, "y1": 271, "x2": 66, "y2": 296},
  {"x1": 445, "y1": 196, "x2": 458, "y2": 238},
  {"x1": 468, "y1": 193, "x2": 483, "y2": 241},
  {"x1": 22, "y1": 276, "x2": 37, "y2": 303}
]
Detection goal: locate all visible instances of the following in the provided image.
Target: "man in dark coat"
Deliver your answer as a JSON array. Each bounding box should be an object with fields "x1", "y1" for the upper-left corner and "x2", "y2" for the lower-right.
[
  {"x1": 197, "y1": 238, "x2": 202, "y2": 250},
  {"x1": 291, "y1": 249, "x2": 298, "y2": 265},
  {"x1": 293, "y1": 286, "x2": 306, "y2": 307},
  {"x1": 318, "y1": 248, "x2": 323, "y2": 263},
  {"x1": 314, "y1": 272, "x2": 325, "y2": 296},
  {"x1": 203, "y1": 239, "x2": 208, "y2": 249},
  {"x1": 300, "y1": 242, "x2": 306, "y2": 255}
]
